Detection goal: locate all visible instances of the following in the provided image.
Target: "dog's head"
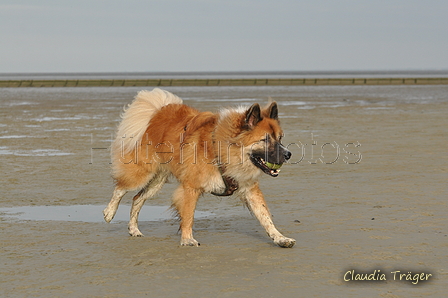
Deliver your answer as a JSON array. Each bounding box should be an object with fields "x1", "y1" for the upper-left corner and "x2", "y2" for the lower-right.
[{"x1": 243, "y1": 102, "x2": 291, "y2": 177}]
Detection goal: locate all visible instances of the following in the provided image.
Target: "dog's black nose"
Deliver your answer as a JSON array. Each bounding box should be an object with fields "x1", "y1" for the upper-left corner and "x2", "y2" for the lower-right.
[{"x1": 284, "y1": 150, "x2": 292, "y2": 160}]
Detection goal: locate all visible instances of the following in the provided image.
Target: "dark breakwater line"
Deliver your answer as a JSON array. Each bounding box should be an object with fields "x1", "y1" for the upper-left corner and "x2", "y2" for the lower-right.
[{"x1": 1, "y1": 77, "x2": 448, "y2": 88}]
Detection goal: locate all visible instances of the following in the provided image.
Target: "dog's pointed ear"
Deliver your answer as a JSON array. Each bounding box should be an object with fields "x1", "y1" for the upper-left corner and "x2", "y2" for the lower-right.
[
  {"x1": 266, "y1": 102, "x2": 278, "y2": 120},
  {"x1": 245, "y1": 103, "x2": 262, "y2": 129}
]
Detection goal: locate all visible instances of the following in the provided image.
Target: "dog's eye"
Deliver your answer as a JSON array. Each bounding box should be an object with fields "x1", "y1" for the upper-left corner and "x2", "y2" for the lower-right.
[{"x1": 259, "y1": 138, "x2": 267, "y2": 143}]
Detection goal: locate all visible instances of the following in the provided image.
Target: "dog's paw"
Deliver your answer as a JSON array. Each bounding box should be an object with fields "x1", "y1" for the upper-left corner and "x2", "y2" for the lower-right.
[
  {"x1": 103, "y1": 208, "x2": 114, "y2": 223},
  {"x1": 180, "y1": 238, "x2": 200, "y2": 247},
  {"x1": 128, "y1": 226, "x2": 144, "y2": 237},
  {"x1": 275, "y1": 237, "x2": 296, "y2": 248}
]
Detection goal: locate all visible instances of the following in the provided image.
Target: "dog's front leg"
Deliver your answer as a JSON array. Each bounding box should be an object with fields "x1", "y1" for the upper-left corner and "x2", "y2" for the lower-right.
[
  {"x1": 242, "y1": 183, "x2": 295, "y2": 248},
  {"x1": 171, "y1": 185, "x2": 201, "y2": 246}
]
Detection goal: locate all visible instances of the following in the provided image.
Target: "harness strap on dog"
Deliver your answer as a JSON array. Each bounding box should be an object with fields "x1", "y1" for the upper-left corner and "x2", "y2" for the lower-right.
[{"x1": 210, "y1": 129, "x2": 239, "y2": 196}]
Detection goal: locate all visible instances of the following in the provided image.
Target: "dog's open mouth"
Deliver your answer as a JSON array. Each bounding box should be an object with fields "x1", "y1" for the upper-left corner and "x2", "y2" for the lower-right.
[{"x1": 250, "y1": 155, "x2": 282, "y2": 177}]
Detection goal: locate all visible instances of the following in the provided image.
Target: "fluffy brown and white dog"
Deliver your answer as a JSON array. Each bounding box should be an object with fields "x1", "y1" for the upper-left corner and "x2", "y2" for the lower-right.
[{"x1": 103, "y1": 88, "x2": 295, "y2": 248}]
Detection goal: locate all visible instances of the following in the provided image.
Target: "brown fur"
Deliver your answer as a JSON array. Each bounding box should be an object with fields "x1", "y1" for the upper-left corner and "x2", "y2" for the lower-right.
[{"x1": 103, "y1": 88, "x2": 295, "y2": 247}]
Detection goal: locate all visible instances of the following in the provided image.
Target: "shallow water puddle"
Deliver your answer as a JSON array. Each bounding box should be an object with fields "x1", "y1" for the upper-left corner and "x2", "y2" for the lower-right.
[
  {"x1": 0, "y1": 147, "x2": 73, "y2": 156},
  {"x1": 0, "y1": 205, "x2": 213, "y2": 222}
]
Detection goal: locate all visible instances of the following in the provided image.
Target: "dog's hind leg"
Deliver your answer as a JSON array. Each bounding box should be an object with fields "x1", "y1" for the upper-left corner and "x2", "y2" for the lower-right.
[
  {"x1": 241, "y1": 182, "x2": 296, "y2": 248},
  {"x1": 103, "y1": 187, "x2": 128, "y2": 223},
  {"x1": 128, "y1": 173, "x2": 167, "y2": 237},
  {"x1": 171, "y1": 185, "x2": 202, "y2": 246}
]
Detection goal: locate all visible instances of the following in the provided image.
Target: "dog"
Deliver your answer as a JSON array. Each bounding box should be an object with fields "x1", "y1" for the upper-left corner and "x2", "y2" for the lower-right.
[{"x1": 103, "y1": 88, "x2": 295, "y2": 248}]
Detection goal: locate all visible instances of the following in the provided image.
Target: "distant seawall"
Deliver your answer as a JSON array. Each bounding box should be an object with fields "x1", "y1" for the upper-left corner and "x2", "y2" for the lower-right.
[{"x1": 1, "y1": 77, "x2": 448, "y2": 87}]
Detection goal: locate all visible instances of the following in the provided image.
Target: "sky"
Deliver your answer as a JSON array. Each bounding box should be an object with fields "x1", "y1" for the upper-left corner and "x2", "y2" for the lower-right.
[{"x1": 1, "y1": 0, "x2": 447, "y2": 73}]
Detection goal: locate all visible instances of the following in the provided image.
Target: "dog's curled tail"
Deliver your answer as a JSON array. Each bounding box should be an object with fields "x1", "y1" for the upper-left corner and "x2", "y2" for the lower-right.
[{"x1": 113, "y1": 88, "x2": 183, "y2": 155}]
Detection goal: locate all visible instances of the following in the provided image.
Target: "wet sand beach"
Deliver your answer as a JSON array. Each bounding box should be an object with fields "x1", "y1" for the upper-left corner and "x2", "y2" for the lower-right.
[{"x1": 1, "y1": 85, "x2": 447, "y2": 297}]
